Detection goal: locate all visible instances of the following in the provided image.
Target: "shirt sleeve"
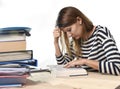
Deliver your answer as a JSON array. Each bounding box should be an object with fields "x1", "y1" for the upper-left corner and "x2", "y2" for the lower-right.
[
  {"x1": 56, "y1": 53, "x2": 74, "y2": 65},
  {"x1": 99, "y1": 38, "x2": 120, "y2": 75},
  {"x1": 55, "y1": 42, "x2": 76, "y2": 65}
]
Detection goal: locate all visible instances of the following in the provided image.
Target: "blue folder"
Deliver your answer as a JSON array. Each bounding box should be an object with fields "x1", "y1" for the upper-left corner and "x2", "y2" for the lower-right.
[
  {"x1": 0, "y1": 59, "x2": 38, "y2": 67},
  {"x1": 0, "y1": 27, "x2": 31, "y2": 36}
]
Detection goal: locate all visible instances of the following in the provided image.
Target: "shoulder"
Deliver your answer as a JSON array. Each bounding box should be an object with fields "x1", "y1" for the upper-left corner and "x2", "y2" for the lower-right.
[
  {"x1": 93, "y1": 25, "x2": 115, "y2": 44},
  {"x1": 95, "y1": 25, "x2": 110, "y2": 36},
  {"x1": 95, "y1": 25, "x2": 113, "y2": 39}
]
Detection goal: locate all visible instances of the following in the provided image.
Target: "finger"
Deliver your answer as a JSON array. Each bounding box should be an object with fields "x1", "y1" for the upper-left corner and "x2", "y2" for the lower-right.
[
  {"x1": 64, "y1": 63, "x2": 70, "y2": 68},
  {"x1": 64, "y1": 63, "x2": 74, "y2": 68},
  {"x1": 64, "y1": 63, "x2": 69, "y2": 68},
  {"x1": 53, "y1": 29, "x2": 60, "y2": 35},
  {"x1": 67, "y1": 64, "x2": 75, "y2": 68}
]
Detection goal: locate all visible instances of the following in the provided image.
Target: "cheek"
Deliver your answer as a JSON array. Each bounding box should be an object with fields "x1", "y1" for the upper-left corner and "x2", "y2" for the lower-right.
[
  {"x1": 78, "y1": 29, "x2": 82, "y2": 35},
  {"x1": 74, "y1": 28, "x2": 82, "y2": 39},
  {"x1": 71, "y1": 24, "x2": 82, "y2": 36},
  {"x1": 77, "y1": 25, "x2": 83, "y2": 35},
  {"x1": 74, "y1": 28, "x2": 81, "y2": 35}
]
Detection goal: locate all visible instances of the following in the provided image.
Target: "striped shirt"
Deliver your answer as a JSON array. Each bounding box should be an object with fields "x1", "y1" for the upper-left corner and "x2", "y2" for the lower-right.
[{"x1": 56, "y1": 25, "x2": 120, "y2": 75}]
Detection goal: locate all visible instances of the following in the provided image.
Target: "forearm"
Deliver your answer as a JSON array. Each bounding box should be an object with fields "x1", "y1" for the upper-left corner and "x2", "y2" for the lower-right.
[
  {"x1": 84, "y1": 59, "x2": 120, "y2": 75},
  {"x1": 64, "y1": 58, "x2": 99, "y2": 69},
  {"x1": 53, "y1": 28, "x2": 62, "y2": 57},
  {"x1": 54, "y1": 41, "x2": 75, "y2": 64},
  {"x1": 99, "y1": 60, "x2": 120, "y2": 75},
  {"x1": 85, "y1": 59, "x2": 99, "y2": 70},
  {"x1": 54, "y1": 40, "x2": 62, "y2": 57}
]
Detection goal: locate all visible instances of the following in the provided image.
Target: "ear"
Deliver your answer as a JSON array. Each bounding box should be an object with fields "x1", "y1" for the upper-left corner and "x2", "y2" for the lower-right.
[{"x1": 77, "y1": 17, "x2": 82, "y2": 24}]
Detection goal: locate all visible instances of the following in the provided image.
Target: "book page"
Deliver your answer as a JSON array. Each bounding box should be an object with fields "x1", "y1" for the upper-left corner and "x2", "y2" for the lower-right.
[{"x1": 0, "y1": 68, "x2": 29, "y2": 76}]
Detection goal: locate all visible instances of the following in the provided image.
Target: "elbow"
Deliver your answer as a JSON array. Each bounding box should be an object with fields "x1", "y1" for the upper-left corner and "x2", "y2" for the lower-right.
[{"x1": 99, "y1": 61, "x2": 120, "y2": 76}]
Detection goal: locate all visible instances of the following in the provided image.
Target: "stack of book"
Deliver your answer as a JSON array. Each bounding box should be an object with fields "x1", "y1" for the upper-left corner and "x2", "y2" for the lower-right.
[
  {"x1": 0, "y1": 27, "x2": 30, "y2": 52},
  {"x1": 0, "y1": 27, "x2": 37, "y2": 87},
  {"x1": 0, "y1": 67, "x2": 30, "y2": 88},
  {"x1": 0, "y1": 27, "x2": 37, "y2": 67}
]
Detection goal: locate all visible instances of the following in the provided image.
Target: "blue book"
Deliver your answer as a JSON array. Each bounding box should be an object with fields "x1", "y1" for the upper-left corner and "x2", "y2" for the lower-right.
[
  {"x1": 0, "y1": 83, "x2": 22, "y2": 88},
  {"x1": 0, "y1": 27, "x2": 31, "y2": 36},
  {"x1": 0, "y1": 59, "x2": 38, "y2": 67}
]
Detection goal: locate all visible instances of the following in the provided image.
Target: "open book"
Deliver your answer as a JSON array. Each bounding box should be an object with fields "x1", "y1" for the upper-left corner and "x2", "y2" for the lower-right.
[{"x1": 48, "y1": 65, "x2": 88, "y2": 77}]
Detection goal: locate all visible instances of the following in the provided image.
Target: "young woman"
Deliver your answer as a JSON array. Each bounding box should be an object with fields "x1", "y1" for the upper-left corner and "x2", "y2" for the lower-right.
[{"x1": 53, "y1": 6, "x2": 120, "y2": 75}]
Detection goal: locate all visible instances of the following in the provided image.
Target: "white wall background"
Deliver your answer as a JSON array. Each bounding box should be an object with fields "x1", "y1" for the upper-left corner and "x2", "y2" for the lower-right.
[{"x1": 0, "y1": 0, "x2": 120, "y2": 68}]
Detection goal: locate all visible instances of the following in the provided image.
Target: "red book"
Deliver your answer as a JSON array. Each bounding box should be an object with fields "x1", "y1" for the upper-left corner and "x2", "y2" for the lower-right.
[{"x1": 0, "y1": 74, "x2": 29, "y2": 85}]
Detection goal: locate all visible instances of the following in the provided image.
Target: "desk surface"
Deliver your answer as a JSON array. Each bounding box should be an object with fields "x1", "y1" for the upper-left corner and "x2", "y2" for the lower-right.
[{"x1": 12, "y1": 72, "x2": 120, "y2": 89}]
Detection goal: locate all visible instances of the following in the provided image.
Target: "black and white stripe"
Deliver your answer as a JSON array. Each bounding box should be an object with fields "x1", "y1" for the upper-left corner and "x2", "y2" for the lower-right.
[{"x1": 56, "y1": 25, "x2": 120, "y2": 75}]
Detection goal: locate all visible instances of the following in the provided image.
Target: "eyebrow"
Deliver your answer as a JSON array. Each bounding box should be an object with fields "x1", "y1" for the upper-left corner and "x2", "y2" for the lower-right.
[{"x1": 62, "y1": 28, "x2": 70, "y2": 33}]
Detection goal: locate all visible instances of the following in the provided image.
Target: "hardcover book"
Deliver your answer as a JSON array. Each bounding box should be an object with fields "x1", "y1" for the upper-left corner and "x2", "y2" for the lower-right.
[
  {"x1": 0, "y1": 40, "x2": 26, "y2": 52},
  {"x1": 0, "y1": 50, "x2": 33, "y2": 62},
  {"x1": 0, "y1": 33, "x2": 26, "y2": 42}
]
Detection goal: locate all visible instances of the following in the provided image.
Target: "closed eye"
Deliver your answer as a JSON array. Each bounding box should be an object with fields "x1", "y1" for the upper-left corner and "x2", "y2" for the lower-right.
[{"x1": 67, "y1": 28, "x2": 71, "y2": 32}]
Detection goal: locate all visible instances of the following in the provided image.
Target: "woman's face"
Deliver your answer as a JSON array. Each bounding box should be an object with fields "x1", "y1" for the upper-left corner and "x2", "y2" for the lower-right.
[{"x1": 62, "y1": 20, "x2": 83, "y2": 39}]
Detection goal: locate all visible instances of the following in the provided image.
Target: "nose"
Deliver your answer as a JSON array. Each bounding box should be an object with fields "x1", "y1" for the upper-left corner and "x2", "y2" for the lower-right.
[{"x1": 67, "y1": 32, "x2": 72, "y2": 37}]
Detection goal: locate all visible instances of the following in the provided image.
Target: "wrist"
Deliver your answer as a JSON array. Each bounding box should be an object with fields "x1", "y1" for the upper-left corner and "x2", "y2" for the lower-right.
[
  {"x1": 81, "y1": 58, "x2": 88, "y2": 65},
  {"x1": 84, "y1": 59, "x2": 88, "y2": 65},
  {"x1": 54, "y1": 38, "x2": 59, "y2": 43},
  {"x1": 54, "y1": 41, "x2": 59, "y2": 45}
]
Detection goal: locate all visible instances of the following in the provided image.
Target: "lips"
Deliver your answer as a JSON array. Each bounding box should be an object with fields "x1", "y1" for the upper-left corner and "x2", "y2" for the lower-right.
[{"x1": 74, "y1": 35, "x2": 80, "y2": 39}]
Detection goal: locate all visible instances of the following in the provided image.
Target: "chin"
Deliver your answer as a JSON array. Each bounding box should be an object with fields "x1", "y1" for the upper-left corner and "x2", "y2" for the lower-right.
[{"x1": 75, "y1": 36, "x2": 80, "y2": 40}]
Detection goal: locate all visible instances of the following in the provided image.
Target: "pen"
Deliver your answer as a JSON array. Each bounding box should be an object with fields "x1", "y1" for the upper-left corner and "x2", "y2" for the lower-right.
[
  {"x1": 30, "y1": 69, "x2": 51, "y2": 73},
  {"x1": 69, "y1": 74, "x2": 88, "y2": 77}
]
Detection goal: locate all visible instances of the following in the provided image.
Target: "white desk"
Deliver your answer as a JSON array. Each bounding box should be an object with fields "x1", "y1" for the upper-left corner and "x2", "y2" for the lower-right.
[{"x1": 13, "y1": 72, "x2": 120, "y2": 89}]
